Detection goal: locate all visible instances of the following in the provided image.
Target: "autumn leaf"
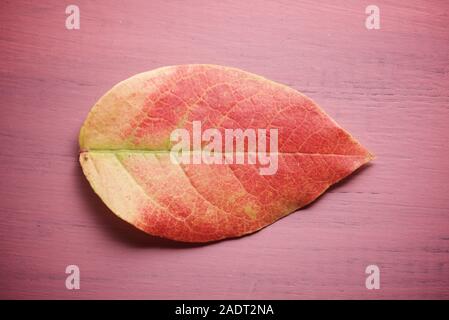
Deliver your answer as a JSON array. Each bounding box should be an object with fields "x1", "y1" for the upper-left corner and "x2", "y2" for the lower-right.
[{"x1": 79, "y1": 64, "x2": 373, "y2": 242}]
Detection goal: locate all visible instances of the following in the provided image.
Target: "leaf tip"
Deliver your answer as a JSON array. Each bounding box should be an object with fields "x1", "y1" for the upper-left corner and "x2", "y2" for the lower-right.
[{"x1": 366, "y1": 150, "x2": 376, "y2": 162}]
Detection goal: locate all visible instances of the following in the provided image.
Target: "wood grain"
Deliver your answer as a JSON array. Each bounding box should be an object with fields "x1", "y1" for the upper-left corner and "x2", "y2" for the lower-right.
[{"x1": 0, "y1": 0, "x2": 448, "y2": 299}]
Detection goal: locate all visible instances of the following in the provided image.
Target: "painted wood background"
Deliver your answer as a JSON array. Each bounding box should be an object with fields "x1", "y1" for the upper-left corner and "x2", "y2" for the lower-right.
[{"x1": 1, "y1": 0, "x2": 448, "y2": 299}]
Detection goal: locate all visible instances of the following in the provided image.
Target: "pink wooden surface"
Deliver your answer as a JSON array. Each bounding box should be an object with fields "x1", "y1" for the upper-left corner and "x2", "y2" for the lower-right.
[{"x1": 1, "y1": 0, "x2": 449, "y2": 299}]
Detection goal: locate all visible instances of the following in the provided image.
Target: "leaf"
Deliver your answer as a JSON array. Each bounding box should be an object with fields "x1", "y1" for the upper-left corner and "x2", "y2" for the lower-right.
[{"x1": 79, "y1": 64, "x2": 373, "y2": 242}]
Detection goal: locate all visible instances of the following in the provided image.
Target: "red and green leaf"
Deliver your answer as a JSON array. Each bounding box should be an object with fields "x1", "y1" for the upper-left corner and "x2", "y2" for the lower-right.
[{"x1": 79, "y1": 64, "x2": 373, "y2": 242}]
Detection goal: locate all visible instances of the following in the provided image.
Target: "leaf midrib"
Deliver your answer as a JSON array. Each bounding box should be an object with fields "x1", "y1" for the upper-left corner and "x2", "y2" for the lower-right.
[{"x1": 81, "y1": 149, "x2": 369, "y2": 157}]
